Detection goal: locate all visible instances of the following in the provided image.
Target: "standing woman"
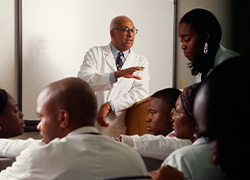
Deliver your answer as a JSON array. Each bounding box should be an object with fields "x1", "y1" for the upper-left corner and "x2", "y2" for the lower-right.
[{"x1": 178, "y1": 8, "x2": 240, "y2": 81}]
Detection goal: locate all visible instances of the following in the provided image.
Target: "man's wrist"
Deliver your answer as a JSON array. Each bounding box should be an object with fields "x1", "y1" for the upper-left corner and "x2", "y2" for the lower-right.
[
  {"x1": 114, "y1": 71, "x2": 120, "y2": 80},
  {"x1": 107, "y1": 101, "x2": 115, "y2": 113}
]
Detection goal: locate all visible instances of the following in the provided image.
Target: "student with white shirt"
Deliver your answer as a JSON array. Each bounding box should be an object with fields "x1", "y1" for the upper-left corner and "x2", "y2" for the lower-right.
[
  {"x1": 120, "y1": 88, "x2": 192, "y2": 161},
  {"x1": 147, "y1": 83, "x2": 227, "y2": 180},
  {"x1": 178, "y1": 8, "x2": 239, "y2": 81},
  {"x1": 0, "y1": 78, "x2": 147, "y2": 180}
]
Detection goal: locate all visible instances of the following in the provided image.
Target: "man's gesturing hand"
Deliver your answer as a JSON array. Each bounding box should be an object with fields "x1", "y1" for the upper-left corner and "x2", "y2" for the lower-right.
[{"x1": 114, "y1": 67, "x2": 144, "y2": 80}]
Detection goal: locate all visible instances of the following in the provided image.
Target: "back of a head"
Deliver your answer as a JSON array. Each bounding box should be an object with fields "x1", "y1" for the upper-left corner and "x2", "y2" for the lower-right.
[
  {"x1": 205, "y1": 56, "x2": 250, "y2": 132},
  {"x1": 204, "y1": 56, "x2": 250, "y2": 180},
  {"x1": 48, "y1": 78, "x2": 97, "y2": 127},
  {"x1": 151, "y1": 88, "x2": 181, "y2": 108}
]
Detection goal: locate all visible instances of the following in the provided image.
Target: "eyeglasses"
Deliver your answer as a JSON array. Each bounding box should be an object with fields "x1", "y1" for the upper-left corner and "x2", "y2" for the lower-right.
[
  {"x1": 112, "y1": 27, "x2": 138, "y2": 35},
  {"x1": 170, "y1": 108, "x2": 183, "y2": 117}
]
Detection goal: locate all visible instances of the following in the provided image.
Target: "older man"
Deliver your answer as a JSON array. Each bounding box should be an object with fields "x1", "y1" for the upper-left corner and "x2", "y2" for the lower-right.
[
  {"x1": 0, "y1": 78, "x2": 147, "y2": 179},
  {"x1": 77, "y1": 16, "x2": 150, "y2": 138}
]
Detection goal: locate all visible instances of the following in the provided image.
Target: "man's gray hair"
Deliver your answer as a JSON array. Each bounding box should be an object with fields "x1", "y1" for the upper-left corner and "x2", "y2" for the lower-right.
[{"x1": 110, "y1": 15, "x2": 129, "y2": 31}]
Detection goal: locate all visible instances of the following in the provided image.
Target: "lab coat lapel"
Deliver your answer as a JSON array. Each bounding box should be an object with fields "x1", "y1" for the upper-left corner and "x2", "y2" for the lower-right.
[
  {"x1": 122, "y1": 50, "x2": 137, "y2": 69},
  {"x1": 103, "y1": 45, "x2": 116, "y2": 71}
]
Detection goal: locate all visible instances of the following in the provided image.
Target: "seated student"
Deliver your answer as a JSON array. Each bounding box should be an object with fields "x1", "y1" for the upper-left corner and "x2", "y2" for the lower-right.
[
  {"x1": 120, "y1": 87, "x2": 197, "y2": 161},
  {"x1": 194, "y1": 56, "x2": 250, "y2": 180},
  {"x1": 0, "y1": 78, "x2": 147, "y2": 180},
  {"x1": 148, "y1": 83, "x2": 226, "y2": 180},
  {"x1": 0, "y1": 89, "x2": 24, "y2": 138},
  {"x1": 169, "y1": 84, "x2": 200, "y2": 143},
  {"x1": 145, "y1": 88, "x2": 181, "y2": 136},
  {"x1": 156, "y1": 57, "x2": 250, "y2": 180}
]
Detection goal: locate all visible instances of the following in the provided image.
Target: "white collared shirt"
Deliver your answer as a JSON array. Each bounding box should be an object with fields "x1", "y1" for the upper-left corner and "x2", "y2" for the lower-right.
[
  {"x1": 162, "y1": 137, "x2": 227, "y2": 180},
  {"x1": 0, "y1": 126, "x2": 147, "y2": 180}
]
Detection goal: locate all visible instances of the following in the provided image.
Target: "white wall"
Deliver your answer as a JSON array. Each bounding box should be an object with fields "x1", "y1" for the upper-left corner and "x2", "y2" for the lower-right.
[
  {"x1": 0, "y1": 0, "x2": 17, "y2": 99},
  {"x1": 22, "y1": 0, "x2": 175, "y2": 120}
]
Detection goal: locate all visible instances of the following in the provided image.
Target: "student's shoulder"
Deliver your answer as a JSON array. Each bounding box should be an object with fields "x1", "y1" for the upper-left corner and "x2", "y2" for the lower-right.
[
  {"x1": 171, "y1": 142, "x2": 209, "y2": 160},
  {"x1": 24, "y1": 138, "x2": 63, "y2": 156}
]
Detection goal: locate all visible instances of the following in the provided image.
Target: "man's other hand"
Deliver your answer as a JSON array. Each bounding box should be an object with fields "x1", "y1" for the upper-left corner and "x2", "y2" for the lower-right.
[{"x1": 114, "y1": 67, "x2": 144, "y2": 80}]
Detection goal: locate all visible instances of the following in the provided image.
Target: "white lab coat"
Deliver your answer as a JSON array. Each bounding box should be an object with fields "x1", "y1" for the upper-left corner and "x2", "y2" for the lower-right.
[
  {"x1": 121, "y1": 132, "x2": 192, "y2": 160},
  {"x1": 78, "y1": 44, "x2": 150, "y2": 137},
  {"x1": 161, "y1": 138, "x2": 228, "y2": 180},
  {"x1": 0, "y1": 127, "x2": 147, "y2": 180}
]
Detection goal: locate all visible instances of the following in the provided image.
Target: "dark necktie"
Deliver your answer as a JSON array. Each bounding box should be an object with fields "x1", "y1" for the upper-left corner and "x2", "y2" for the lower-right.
[{"x1": 116, "y1": 52, "x2": 124, "y2": 70}]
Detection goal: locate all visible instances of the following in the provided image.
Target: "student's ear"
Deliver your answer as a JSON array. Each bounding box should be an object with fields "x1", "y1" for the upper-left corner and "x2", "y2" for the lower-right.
[{"x1": 58, "y1": 109, "x2": 69, "y2": 129}]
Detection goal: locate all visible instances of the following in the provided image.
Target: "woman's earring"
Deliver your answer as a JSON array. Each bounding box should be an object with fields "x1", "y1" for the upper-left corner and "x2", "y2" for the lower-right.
[
  {"x1": 193, "y1": 125, "x2": 198, "y2": 137},
  {"x1": 204, "y1": 42, "x2": 208, "y2": 54},
  {"x1": 193, "y1": 132, "x2": 197, "y2": 138}
]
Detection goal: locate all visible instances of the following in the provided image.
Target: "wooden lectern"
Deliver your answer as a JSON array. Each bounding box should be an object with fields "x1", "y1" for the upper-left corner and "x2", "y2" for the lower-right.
[{"x1": 125, "y1": 97, "x2": 151, "y2": 136}]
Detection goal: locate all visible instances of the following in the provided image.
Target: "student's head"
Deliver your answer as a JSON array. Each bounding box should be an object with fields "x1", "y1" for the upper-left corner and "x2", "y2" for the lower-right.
[
  {"x1": 110, "y1": 16, "x2": 137, "y2": 52},
  {"x1": 171, "y1": 83, "x2": 200, "y2": 142},
  {"x1": 178, "y1": 8, "x2": 222, "y2": 75},
  {"x1": 146, "y1": 88, "x2": 181, "y2": 136},
  {"x1": 0, "y1": 89, "x2": 24, "y2": 138},
  {"x1": 194, "y1": 56, "x2": 250, "y2": 180},
  {"x1": 36, "y1": 78, "x2": 97, "y2": 144}
]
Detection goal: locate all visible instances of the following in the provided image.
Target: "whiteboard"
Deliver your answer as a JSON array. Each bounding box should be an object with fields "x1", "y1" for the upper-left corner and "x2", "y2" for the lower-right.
[
  {"x1": 22, "y1": 0, "x2": 174, "y2": 120},
  {"x1": 0, "y1": 0, "x2": 17, "y2": 99}
]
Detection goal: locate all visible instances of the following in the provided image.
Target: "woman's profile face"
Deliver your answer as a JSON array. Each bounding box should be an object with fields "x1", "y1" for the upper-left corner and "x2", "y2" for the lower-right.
[
  {"x1": 178, "y1": 22, "x2": 206, "y2": 61},
  {"x1": 171, "y1": 96, "x2": 195, "y2": 141},
  {"x1": 0, "y1": 93, "x2": 25, "y2": 138}
]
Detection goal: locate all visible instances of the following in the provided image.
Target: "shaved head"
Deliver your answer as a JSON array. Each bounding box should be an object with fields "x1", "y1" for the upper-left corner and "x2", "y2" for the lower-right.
[{"x1": 37, "y1": 78, "x2": 97, "y2": 143}]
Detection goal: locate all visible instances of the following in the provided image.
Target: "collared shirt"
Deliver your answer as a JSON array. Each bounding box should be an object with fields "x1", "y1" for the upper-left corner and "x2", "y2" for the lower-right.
[
  {"x1": 0, "y1": 126, "x2": 147, "y2": 180},
  {"x1": 108, "y1": 43, "x2": 130, "y2": 111},
  {"x1": 162, "y1": 137, "x2": 227, "y2": 180},
  {"x1": 109, "y1": 43, "x2": 130, "y2": 84},
  {"x1": 111, "y1": 43, "x2": 130, "y2": 61}
]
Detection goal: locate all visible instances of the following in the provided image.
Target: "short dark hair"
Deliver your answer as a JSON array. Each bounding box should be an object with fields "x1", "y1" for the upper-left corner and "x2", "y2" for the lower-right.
[{"x1": 151, "y1": 88, "x2": 181, "y2": 109}]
